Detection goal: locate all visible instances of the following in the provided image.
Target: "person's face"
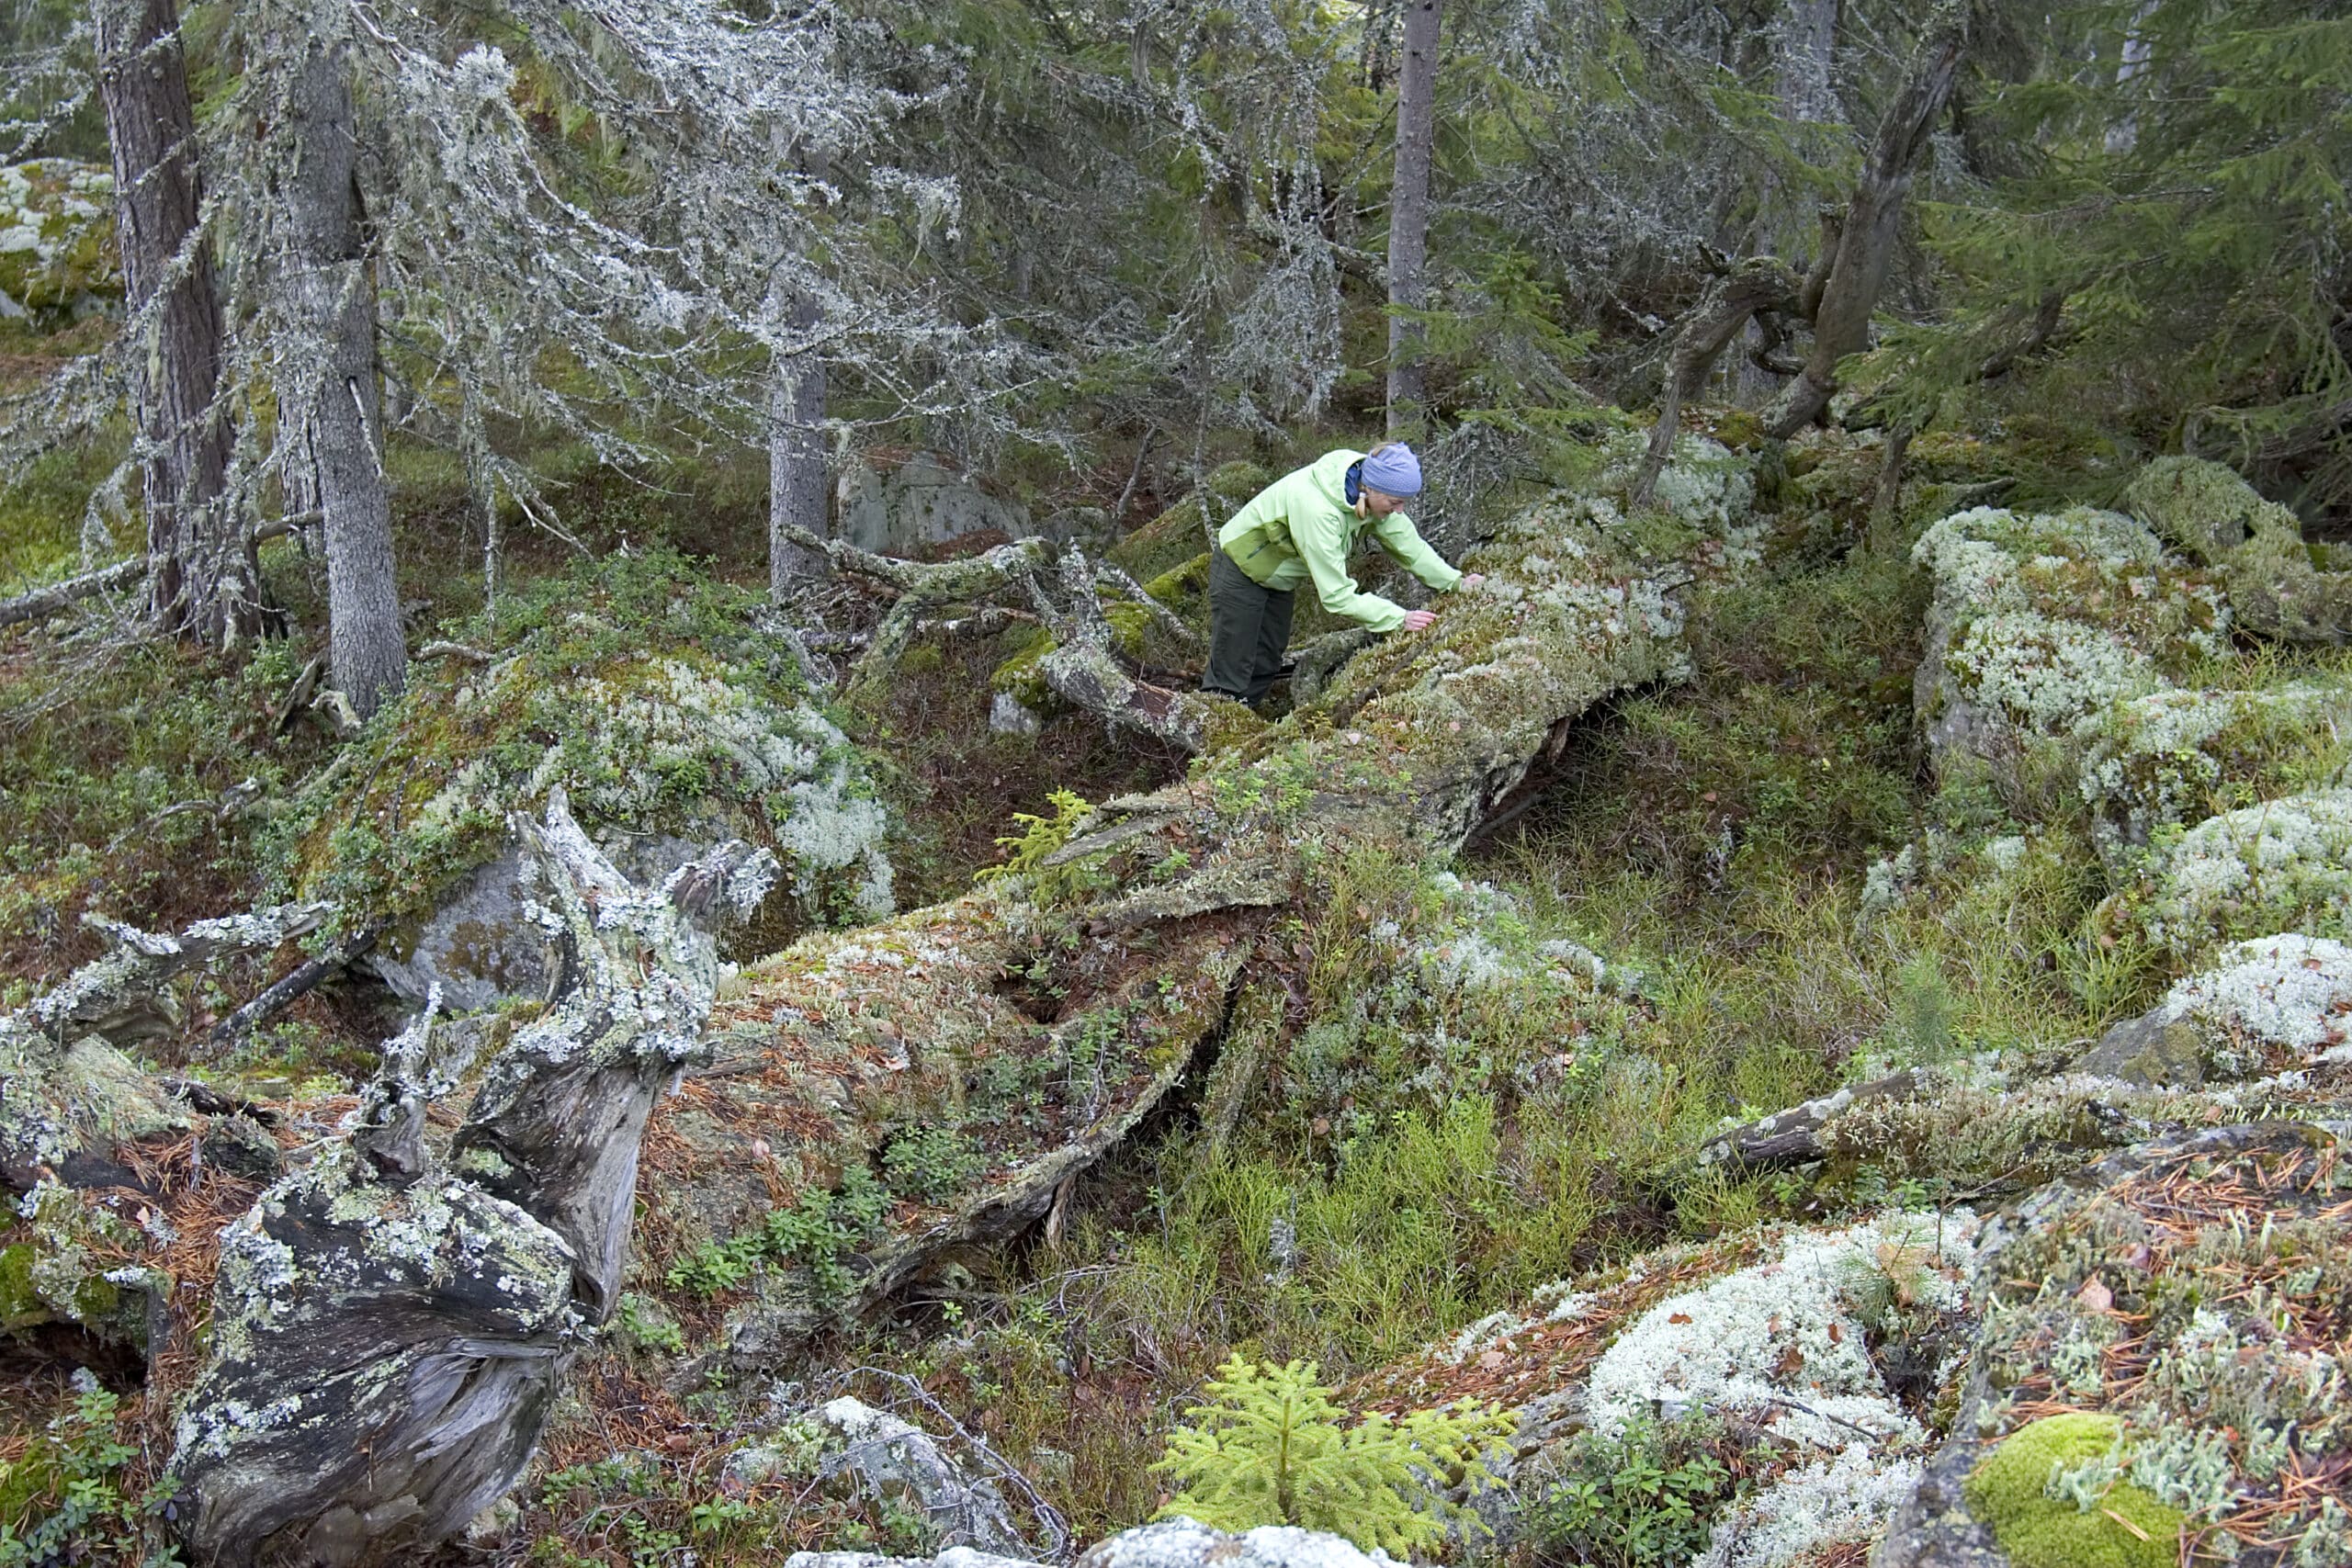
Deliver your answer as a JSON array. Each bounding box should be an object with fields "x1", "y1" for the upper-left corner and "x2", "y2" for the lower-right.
[{"x1": 1363, "y1": 488, "x2": 1409, "y2": 517}]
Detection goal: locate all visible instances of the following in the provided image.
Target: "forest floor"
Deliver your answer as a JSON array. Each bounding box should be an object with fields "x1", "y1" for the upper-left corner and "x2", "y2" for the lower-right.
[{"x1": 5, "y1": 396, "x2": 2337, "y2": 1566}]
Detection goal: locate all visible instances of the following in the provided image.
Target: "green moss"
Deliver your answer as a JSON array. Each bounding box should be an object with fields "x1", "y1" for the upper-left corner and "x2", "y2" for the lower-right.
[
  {"x1": 0, "y1": 1242, "x2": 39, "y2": 1330},
  {"x1": 1965, "y1": 1415, "x2": 2184, "y2": 1568},
  {"x1": 1105, "y1": 462, "x2": 1269, "y2": 585}
]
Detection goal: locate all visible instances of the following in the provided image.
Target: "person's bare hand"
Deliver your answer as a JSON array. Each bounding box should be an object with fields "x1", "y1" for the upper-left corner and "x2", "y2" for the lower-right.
[
  {"x1": 1459, "y1": 573, "x2": 1486, "y2": 590},
  {"x1": 1402, "y1": 609, "x2": 1438, "y2": 632}
]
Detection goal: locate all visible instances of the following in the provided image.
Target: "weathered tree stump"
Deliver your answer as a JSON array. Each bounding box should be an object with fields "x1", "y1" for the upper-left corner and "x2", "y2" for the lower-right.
[{"x1": 169, "y1": 795, "x2": 767, "y2": 1565}]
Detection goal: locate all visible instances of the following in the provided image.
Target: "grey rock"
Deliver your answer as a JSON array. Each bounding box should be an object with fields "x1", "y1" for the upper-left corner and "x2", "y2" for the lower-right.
[
  {"x1": 989, "y1": 692, "x2": 1043, "y2": 737},
  {"x1": 1080, "y1": 1520, "x2": 1402, "y2": 1568},
  {"x1": 807, "y1": 1395, "x2": 1028, "y2": 1556},
  {"x1": 838, "y1": 452, "x2": 1033, "y2": 556},
  {"x1": 2073, "y1": 1006, "x2": 2204, "y2": 1089}
]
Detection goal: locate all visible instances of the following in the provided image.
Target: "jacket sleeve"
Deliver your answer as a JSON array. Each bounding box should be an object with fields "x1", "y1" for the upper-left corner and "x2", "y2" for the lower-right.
[
  {"x1": 1371, "y1": 510, "x2": 1464, "y2": 592},
  {"x1": 1293, "y1": 507, "x2": 1408, "y2": 631}
]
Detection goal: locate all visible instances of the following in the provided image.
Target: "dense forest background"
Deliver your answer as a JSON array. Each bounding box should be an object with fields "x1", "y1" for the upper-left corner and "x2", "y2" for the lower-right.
[{"x1": 1, "y1": 0, "x2": 2349, "y2": 1565}]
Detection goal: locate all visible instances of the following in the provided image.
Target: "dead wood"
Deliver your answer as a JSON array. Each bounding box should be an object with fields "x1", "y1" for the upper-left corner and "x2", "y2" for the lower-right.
[
  {"x1": 1695, "y1": 1070, "x2": 1923, "y2": 1171},
  {"x1": 0, "y1": 557, "x2": 144, "y2": 629},
  {"x1": 1631, "y1": 257, "x2": 1803, "y2": 509},
  {"x1": 171, "y1": 795, "x2": 765, "y2": 1565}
]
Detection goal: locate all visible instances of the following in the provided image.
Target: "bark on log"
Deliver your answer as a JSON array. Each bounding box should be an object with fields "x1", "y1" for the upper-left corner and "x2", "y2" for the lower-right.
[
  {"x1": 93, "y1": 0, "x2": 254, "y2": 643},
  {"x1": 171, "y1": 796, "x2": 766, "y2": 1565},
  {"x1": 1762, "y1": 11, "x2": 1966, "y2": 439},
  {"x1": 1695, "y1": 1070, "x2": 1923, "y2": 1171},
  {"x1": 0, "y1": 557, "x2": 143, "y2": 629}
]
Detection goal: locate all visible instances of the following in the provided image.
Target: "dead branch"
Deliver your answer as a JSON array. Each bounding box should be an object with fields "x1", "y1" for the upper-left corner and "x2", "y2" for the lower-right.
[{"x1": 0, "y1": 556, "x2": 143, "y2": 629}]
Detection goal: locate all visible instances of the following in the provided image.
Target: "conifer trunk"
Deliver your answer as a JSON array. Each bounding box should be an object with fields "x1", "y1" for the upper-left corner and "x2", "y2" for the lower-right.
[
  {"x1": 93, "y1": 0, "x2": 254, "y2": 643},
  {"x1": 1385, "y1": 0, "x2": 1442, "y2": 438},
  {"x1": 280, "y1": 34, "x2": 406, "y2": 719},
  {"x1": 768, "y1": 291, "x2": 830, "y2": 599}
]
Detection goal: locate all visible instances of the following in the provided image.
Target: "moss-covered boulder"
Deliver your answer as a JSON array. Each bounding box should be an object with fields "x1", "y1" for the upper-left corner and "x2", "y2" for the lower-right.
[
  {"x1": 1910, "y1": 503, "x2": 2233, "y2": 816},
  {"x1": 2073, "y1": 679, "x2": 2352, "y2": 859},
  {"x1": 2122, "y1": 456, "x2": 2352, "y2": 645},
  {"x1": 1962, "y1": 1415, "x2": 2182, "y2": 1568},
  {"x1": 276, "y1": 553, "x2": 892, "y2": 1009},
  {"x1": 1103, "y1": 461, "x2": 1271, "y2": 587},
  {"x1": 1876, "y1": 1122, "x2": 2352, "y2": 1568},
  {"x1": 0, "y1": 161, "x2": 119, "y2": 321}
]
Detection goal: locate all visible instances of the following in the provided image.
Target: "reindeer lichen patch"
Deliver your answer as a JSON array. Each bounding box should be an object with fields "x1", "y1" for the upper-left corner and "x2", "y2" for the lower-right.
[
  {"x1": 1963, "y1": 1414, "x2": 2182, "y2": 1568},
  {"x1": 2106, "y1": 789, "x2": 2352, "y2": 956}
]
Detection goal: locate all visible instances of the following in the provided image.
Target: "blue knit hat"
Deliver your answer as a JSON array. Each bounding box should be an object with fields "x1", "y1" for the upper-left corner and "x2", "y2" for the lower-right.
[{"x1": 1361, "y1": 443, "x2": 1423, "y2": 497}]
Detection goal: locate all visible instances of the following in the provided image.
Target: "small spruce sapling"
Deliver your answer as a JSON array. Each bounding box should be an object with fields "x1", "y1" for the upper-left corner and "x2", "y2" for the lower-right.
[{"x1": 1151, "y1": 1356, "x2": 1510, "y2": 1555}]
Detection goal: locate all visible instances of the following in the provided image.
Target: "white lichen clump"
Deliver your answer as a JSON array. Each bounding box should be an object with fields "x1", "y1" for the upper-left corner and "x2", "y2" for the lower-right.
[
  {"x1": 2129, "y1": 790, "x2": 2352, "y2": 952},
  {"x1": 1588, "y1": 1212, "x2": 1978, "y2": 1568},
  {"x1": 2155, "y1": 933, "x2": 2352, "y2": 1056},
  {"x1": 1600, "y1": 429, "x2": 1758, "y2": 534}
]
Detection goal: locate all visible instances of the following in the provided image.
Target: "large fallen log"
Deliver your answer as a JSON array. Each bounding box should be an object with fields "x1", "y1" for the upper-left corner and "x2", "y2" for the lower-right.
[
  {"x1": 168, "y1": 795, "x2": 769, "y2": 1566},
  {"x1": 633, "y1": 491, "x2": 1702, "y2": 1371}
]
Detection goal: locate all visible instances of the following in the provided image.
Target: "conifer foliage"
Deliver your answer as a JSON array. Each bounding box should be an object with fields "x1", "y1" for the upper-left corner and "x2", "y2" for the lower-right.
[{"x1": 1151, "y1": 1356, "x2": 1510, "y2": 1554}]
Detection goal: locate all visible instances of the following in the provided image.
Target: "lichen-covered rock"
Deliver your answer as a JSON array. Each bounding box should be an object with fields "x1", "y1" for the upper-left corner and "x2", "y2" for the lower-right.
[
  {"x1": 2122, "y1": 456, "x2": 2352, "y2": 645},
  {"x1": 277, "y1": 554, "x2": 888, "y2": 1009},
  {"x1": 2073, "y1": 680, "x2": 2352, "y2": 860},
  {"x1": 1600, "y1": 428, "x2": 1761, "y2": 544},
  {"x1": 1908, "y1": 502, "x2": 2229, "y2": 813},
  {"x1": 784, "y1": 1519, "x2": 1406, "y2": 1568},
  {"x1": 0, "y1": 160, "x2": 119, "y2": 320},
  {"x1": 2077, "y1": 932, "x2": 2352, "y2": 1087},
  {"x1": 2100, "y1": 789, "x2": 2352, "y2": 958},
  {"x1": 836, "y1": 451, "x2": 1035, "y2": 555},
  {"x1": 1875, "y1": 1122, "x2": 2352, "y2": 1568},
  {"x1": 730, "y1": 1396, "x2": 1030, "y2": 1555},
  {"x1": 1580, "y1": 1213, "x2": 1978, "y2": 1568}
]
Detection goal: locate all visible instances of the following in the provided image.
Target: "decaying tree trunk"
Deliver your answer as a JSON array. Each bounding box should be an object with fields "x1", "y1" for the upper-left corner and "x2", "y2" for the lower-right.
[
  {"x1": 171, "y1": 796, "x2": 767, "y2": 1565},
  {"x1": 0, "y1": 557, "x2": 144, "y2": 629},
  {"x1": 1761, "y1": 9, "x2": 1965, "y2": 438},
  {"x1": 643, "y1": 501, "x2": 1698, "y2": 1372},
  {"x1": 278, "y1": 24, "x2": 407, "y2": 718},
  {"x1": 93, "y1": 0, "x2": 254, "y2": 644},
  {"x1": 1385, "y1": 0, "x2": 1442, "y2": 436},
  {"x1": 0, "y1": 904, "x2": 328, "y2": 1190}
]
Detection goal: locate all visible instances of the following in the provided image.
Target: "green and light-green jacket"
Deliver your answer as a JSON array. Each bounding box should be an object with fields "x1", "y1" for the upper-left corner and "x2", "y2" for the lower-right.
[{"x1": 1215, "y1": 449, "x2": 1463, "y2": 633}]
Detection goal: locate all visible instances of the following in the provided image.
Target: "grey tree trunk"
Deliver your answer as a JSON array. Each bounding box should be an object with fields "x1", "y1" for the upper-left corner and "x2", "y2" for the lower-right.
[
  {"x1": 280, "y1": 35, "x2": 406, "y2": 718},
  {"x1": 1384, "y1": 0, "x2": 1442, "y2": 438},
  {"x1": 767, "y1": 290, "x2": 830, "y2": 599},
  {"x1": 1762, "y1": 9, "x2": 1965, "y2": 440},
  {"x1": 1631, "y1": 259, "x2": 1801, "y2": 508},
  {"x1": 93, "y1": 0, "x2": 253, "y2": 643},
  {"x1": 1773, "y1": 0, "x2": 1840, "y2": 128}
]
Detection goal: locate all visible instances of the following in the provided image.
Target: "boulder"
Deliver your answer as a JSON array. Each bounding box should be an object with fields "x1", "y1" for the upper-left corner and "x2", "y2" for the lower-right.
[
  {"x1": 785, "y1": 1519, "x2": 1410, "y2": 1568},
  {"x1": 838, "y1": 453, "x2": 1033, "y2": 556},
  {"x1": 1874, "y1": 1122, "x2": 2352, "y2": 1568},
  {"x1": 2098, "y1": 789, "x2": 2352, "y2": 959},
  {"x1": 2121, "y1": 456, "x2": 2352, "y2": 645},
  {"x1": 2075, "y1": 932, "x2": 2352, "y2": 1087},
  {"x1": 727, "y1": 1396, "x2": 1029, "y2": 1556},
  {"x1": 0, "y1": 160, "x2": 119, "y2": 321}
]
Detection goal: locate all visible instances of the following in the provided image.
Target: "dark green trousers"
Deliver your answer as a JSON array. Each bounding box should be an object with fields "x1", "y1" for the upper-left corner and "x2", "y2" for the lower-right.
[{"x1": 1203, "y1": 548, "x2": 1295, "y2": 705}]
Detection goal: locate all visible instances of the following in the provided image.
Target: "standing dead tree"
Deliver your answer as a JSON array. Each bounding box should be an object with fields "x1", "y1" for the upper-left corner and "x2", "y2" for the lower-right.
[{"x1": 171, "y1": 795, "x2": 768, "y2": 1564}]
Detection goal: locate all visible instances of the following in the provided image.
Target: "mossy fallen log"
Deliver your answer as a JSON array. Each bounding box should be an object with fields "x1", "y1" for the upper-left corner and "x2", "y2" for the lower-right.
[{"x1": 632, "y1": 490, "x2": 1702, "y2": 1372}]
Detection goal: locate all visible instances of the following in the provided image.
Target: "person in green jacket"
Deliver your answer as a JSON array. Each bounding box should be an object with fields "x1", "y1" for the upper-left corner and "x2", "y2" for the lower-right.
[{"x1": 1203, "y1": 441, "x2": 1483, "y2": 705}]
